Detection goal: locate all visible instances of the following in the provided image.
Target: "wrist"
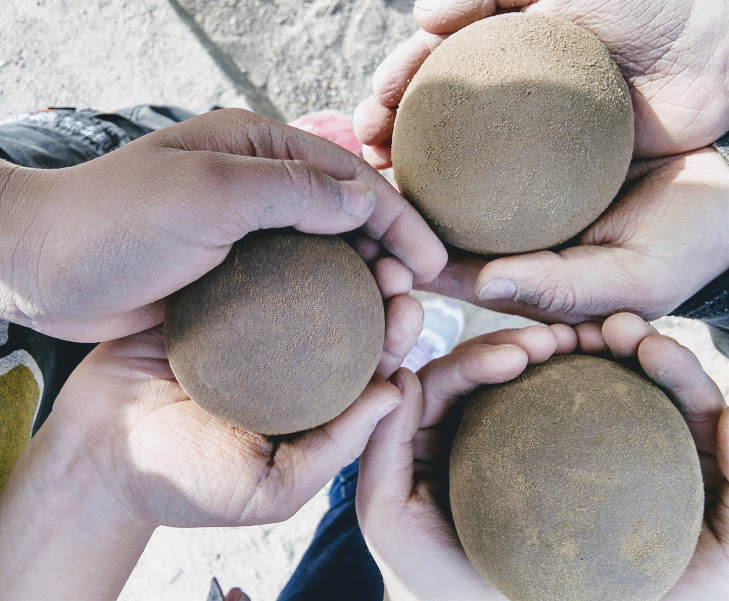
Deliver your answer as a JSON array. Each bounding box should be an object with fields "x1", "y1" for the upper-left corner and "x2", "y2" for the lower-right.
[
  {"x1": 0, "y1": 160, "x2": 45, "y2": 329},
  {"x1": 0, "y1": 412, "x2": 153, "y2": 600}
]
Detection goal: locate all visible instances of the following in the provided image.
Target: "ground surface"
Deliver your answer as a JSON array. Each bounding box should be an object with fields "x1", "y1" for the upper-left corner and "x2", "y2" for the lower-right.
[{"x1": 2, "y1": 2, "x2": 727, "y2": 600}]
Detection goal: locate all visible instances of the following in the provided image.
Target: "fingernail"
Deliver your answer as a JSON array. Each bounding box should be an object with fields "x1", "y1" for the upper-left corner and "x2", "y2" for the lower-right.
[
  {"x1": 478, "y1": 278, "x2": 518, "y2": 301},
  {"x1": 343, "y1": 180, "x2": 377, "y2": 217}
]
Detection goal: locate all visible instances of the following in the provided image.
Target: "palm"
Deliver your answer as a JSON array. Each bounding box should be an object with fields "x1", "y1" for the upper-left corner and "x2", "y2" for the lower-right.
[
  {"x1": 355, "y1": 0, "x2": 729, "y2": 165},
  {"x1": 51, "y1": 322, "x2": 410, "y2": 531},
  {"x1": 522, "y1": 0, "x2": 729, "y2": 157}
]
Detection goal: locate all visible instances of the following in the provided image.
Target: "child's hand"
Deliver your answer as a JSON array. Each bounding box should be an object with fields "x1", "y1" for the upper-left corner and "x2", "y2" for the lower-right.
[
  {"x1": 582, "y1": 314, "x2": 729, "y2": 600},
  {"x1": 357, "y1": 324, "x2": 577, "y2": 600},
  {"x1": 357, "y1": 314, "x2": 729, "y2": 600},
  {"x1": 0, "y1": 290, "x2": 422, "y2": 600},
  {"x1": 0, "y1": 108, "x2": 446, "y2": 342}
]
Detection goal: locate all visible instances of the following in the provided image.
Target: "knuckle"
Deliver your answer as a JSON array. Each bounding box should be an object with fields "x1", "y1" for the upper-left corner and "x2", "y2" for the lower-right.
[{"x1": 530, "y1": 278, "x2": 579, "y2": 315}]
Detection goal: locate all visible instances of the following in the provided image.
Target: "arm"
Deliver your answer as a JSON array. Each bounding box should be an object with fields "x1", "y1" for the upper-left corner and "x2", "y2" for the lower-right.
[
  {"x1": 0, "y1": 288, "x2": 422, "y2": 599},
  {"x1": 0, "y1": 413, "x2": 153, "y2": 599},
  {"x1": 0, "y1": 109, "x2": 447, "y2": 342}
]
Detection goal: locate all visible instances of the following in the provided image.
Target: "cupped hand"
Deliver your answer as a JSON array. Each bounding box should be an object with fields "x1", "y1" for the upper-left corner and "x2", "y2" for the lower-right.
[
  {"x1": 575, "y1": 314, "x2": 729, "y2": 600},
  {"x1": 422, "y1": 148, "x2": 729, "y2": 324},
  {"x1": 0, "y1": 275, "x2": 422, "y2": 600},
  {"x1": 354, "y1": 0, "x2": 729, "y2": 166},
  {"x1": 357, "y1": 313, "x2": 729, "y2": 600},
  {"x1": 357, "y1": 323, "x2": 577, "y2": 601},
  {"x1": 0, "y1": 108, "x2": 447, "y2": 341},
  {"x1": 48, "y1": 294, "x2": 422, "y2": 530}
]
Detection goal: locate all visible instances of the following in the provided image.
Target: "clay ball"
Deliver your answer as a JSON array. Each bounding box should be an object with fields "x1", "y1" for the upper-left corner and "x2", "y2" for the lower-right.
[
  {"x1": 164, "y1": 230, "x2": 385, "y2": 435},
  {"x1": 392, "y1": 14, "x2": 634, "y2": 254},
  {"x1": 450, "y1": 355, "x2": 703, "y2": 601}
]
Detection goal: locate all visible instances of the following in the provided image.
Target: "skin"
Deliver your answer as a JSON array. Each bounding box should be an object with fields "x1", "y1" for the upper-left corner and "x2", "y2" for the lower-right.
[
  {"x1": 357, "y1": 314, "x2": 729, "y2": 601},
  {"x1": 353, "y1": 0, "x2": 729, "y2": 325},
  {"x1": 0, "y1": 108, "x2": 447, "y2": 342},
  {"x1": 0, "y1": 283, "x2": 423, "y2": 600}
]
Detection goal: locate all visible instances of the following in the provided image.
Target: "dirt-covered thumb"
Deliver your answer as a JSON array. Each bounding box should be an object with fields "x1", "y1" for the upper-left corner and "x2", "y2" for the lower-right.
[{"x1": 473, "y1": 249, "x2": 654, "y2": 324}]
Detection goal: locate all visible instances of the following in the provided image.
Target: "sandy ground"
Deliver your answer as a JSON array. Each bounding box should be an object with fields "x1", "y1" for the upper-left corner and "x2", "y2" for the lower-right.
[{"x1": 2, "y1": 1, "x2": 728, "y2": 600}]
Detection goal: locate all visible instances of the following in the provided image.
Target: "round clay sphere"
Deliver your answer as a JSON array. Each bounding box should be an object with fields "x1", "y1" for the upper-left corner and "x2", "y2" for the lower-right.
[
  {"x1": 450, "y1": 355, "x2": 703, "y2": 601},
  {"x1": 164, "y1": 230, "x2": 385, "y2": 435},
  {"x1": 392, "y1": 14, "x2": 634, "y2": 255}
]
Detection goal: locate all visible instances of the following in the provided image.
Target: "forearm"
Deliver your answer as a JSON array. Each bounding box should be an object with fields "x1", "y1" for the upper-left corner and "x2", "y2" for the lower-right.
[
  {"x1": 0, "y1": 413, "x2": 153, "y2": 600},
  {"x1": 0, "y1": 158, "x2": 46, "y2": 328}
]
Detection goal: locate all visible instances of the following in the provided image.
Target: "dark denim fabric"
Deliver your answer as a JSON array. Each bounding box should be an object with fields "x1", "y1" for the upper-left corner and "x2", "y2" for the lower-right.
[
  {"x1": 277, "y1": 459, "x2": 384, "y2": 601},
  {"x1": 671, "y1": 129, "x2": 729, "y2": 357},
  {"x1": 0, "y1": 105, "x2": 197, "y2": 169}
]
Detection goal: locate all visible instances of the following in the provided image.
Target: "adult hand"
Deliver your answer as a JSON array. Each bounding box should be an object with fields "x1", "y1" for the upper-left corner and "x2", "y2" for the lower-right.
[
  {"x1": 0, "y1": 108, "x2": 447, "y2": 341},
  {"x1": 353, "y1": 0, "x2": 729, "y2": 166},
  {"x1": 423, "y1": 148, "x2": 729, "y2": 324},
  {"x1": 0, "y1": 289, "x2": 422, "y2": 600},
  {"x1": 357, "y1": 323, "x2": 577, "y2": 601},
  {"x1": 574, "y1": 314, "x2": 729, "y2": 600}
]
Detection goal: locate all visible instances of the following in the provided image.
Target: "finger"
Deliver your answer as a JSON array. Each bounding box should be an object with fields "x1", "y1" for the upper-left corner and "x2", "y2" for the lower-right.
[
  {"x1": 453, "y1": 325, "x2": 558, "y2": 364},
  {"x1": 413, "y1": 427, "x2": 449, "y2": 463},
  {"x1": 353, "y1": 96, "x2": 397, "y2": 147},
  {"x1": 151, "y1": 110, "x2": 447, "y2": 283},
  {"x1": 414, "y1": 0, "x2": 532, "y2": 34},
  {"x1": 636, "y1": 333, "x2": 726, "y2": 456},
  {"x1": 418, "y1": 255, "x2": 562, "y2": 323},
  {"x1": 418, "y1": 344, "x2": 529, "y2": 427},
  {"x1": 272, "y1": 380, "x2": 403, "y2": 519},
  {"x1": 473, "y1": 247, "x2": 660, "y2": 324},
  {"x1": 377, "y1": 295, "x2": 424, "y2": 379},
  {"x1": 371, "y1": 29, "x2": 448, "y2": 108},
  {"x1": 362, "y1": 144, "x2": 392, "y2": 170},
  {"x1": 225, "y1": 588, "x2": 249, "y2": 601},
  {"x1": 574, "y1": 322, "x2": 608, "y2": 354},
  {"x1": 601, "y1": 313, "x2": 657, "y2": 359},
  {"x1": 549, "y1": 323, "x2": 579, "y2": 354},
  {"x1": 349, "y1": 232, "x2": 384, "y2": 263},
  {"x1": 372, "y1": 257, "x2": 414, "y2": 300},
  {"x1": 358, "y1": 369, "x2": 424, "y2": 514}
]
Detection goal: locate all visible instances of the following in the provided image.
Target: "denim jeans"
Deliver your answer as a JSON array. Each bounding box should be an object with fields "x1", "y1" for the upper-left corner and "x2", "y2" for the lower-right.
[{"x1": 277, "y1": 459, "x2": 384, "y2": 601}]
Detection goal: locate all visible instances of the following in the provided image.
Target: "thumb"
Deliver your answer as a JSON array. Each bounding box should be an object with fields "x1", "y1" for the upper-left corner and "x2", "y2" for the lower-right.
[
  {"x1": 357, "y1": 369, "x2": 424, "y2": 518},
  {"x1": 473, "y1": 247, "x2": 660, "y2": 324}
]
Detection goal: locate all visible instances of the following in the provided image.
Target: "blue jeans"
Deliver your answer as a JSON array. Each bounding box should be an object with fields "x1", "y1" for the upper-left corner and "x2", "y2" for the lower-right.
[{"x1": 277, "y1": 459, "x2": 384, "y2": 601}]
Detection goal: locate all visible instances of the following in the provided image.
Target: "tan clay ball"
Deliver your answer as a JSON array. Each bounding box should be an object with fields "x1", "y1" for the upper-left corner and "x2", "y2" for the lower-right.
[
  {"x1": 164, "y1": 230, "x2": 385, "y2": 435},
  {"x1": 450, "y1": 355, "x2": 703, "y2": 601},
  {"x1": 392, "y1": 14, "x2": 634, "y2": 254}
]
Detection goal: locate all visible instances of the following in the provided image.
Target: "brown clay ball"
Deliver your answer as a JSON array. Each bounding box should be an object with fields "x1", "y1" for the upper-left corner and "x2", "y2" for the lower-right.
[
  {"x1": 392, "y1": 14, "x2": 634, "y2": 255},
  {"x1": 450, "y1": 355, "x2": 703, "y2": 601},
  {"x1": 164, "y1": 230, "x2": 385, "y2": 435}
]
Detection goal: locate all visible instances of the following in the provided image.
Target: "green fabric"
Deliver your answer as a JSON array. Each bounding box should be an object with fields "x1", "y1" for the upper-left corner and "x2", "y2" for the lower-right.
[{"x1": 0, "y1": 364, "x2": 40, "y2": 490}]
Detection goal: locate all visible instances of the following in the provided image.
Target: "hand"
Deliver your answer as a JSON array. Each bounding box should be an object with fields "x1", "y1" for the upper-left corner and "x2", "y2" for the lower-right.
[
  {"x1": 357, "y1": 313, "x2": 729, "y2": 600},
  {"x1": 0, "y1": 108, "x2": 447, "y2": 342},
  {"x1": 0, "y1": 289, "x2": 422, "y2": 600},
  {"x1": 422, "y1": 148, "x2": 729, "y2": 324},
  {"x1": 353, "y1": 0, "x2": 729, "y2": 165},
  {"x1": 573, "y1": 314, "x2": 729, "y2": 600},
  {"x1": 357, "y1": 323, "x2": 578, "y2": 600}
]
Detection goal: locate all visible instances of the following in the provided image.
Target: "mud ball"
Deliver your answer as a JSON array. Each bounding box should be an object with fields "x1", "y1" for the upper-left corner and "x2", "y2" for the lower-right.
[
  {"x1": 164, "y1": 230, "x2": 385, "y2": 435},
  {"x1": 392, "y1": 14, "x2": 634, "y2": 255},
  {"x1": 449, "y1": 355, "x2": 703, "y2": 601}
]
